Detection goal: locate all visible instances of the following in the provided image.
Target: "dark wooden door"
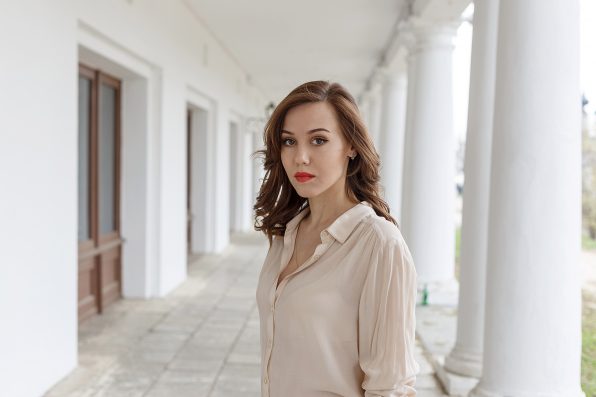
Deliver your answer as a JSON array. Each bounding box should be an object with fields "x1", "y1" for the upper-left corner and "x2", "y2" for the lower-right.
[{"x1": 78, "y1": 64, "x2": 123, "y2": 323}]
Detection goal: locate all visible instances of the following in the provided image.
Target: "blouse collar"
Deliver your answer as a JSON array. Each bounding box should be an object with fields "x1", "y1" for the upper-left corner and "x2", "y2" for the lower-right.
[{"x1": 285, "y1": 201, "x2": 375, "y2": 244}]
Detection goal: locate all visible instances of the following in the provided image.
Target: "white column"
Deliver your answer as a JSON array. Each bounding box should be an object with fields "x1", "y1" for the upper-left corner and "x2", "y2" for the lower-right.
[
  {"x1": 252, "y1": 124, "x2": 266, "y2": 209},
  {"x1": 379, "y1": 70, "x2": 408, "y2": 221},
  {"x1": 444, "y1": 0, "x2": 499, "y2": 378},
  {"x1": 359, "y1": 95, "x2": 372, "y2": 133},
  {"x1": 368, "y1": 86, "x2": 383, "y2": 149},
  {"x1": 229, "y1": 118, "x2": 255, "y2": 233},
  {"x1": 401, "y1": 19, "x2": 458, "y2": 287},
  {"x1": 470, "y1": 1, "x2": 583, "y2": 396}
]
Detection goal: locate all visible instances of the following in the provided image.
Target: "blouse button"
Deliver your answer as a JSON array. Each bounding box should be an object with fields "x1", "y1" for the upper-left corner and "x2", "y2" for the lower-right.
[{"x1": 264, "y1": 377, "x2": 269, "y2": 384}]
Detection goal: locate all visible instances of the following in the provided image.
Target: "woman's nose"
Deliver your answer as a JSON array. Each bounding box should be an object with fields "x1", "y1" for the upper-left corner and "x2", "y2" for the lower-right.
[{"x1": 294, "y1": 145, "x2": 310, "y2": 165}]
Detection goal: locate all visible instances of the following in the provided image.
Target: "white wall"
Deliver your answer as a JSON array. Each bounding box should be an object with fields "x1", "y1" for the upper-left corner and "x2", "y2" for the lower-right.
[
  {"x1": 188, "y1": 97, "x2": 214, "y2": 255},
  {"x1": 229, "y1": 120, "x2": 241, "y2": 233},
  {"x1": 0, "y1": 0, "x2": 265, "y2": 394},
  {"x1": 240, "y1": 121, "x2": 257, "y2": 231},
  {"x1": 0, "y1": 1, "x2": 78, "y2": 396},
  {"x1": 76, "y1": 0, "x2": 265, "y2": 294},
  {"x1": 229, "y1": 114, "x2": 257, "y2": 233}
]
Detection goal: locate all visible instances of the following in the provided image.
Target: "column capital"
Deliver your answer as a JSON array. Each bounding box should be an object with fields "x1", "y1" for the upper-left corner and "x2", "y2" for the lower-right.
[
  {"x1": 377, "y1": 48, "x2": 408, "y2": 82},
  {"x1": 376, "y1": 66, "x2": 407, "y2": 88},
  {"x1": 361, "y1": 82, "x2": 381, "y2": 103},
  {"x1": 401, "y1": 16, "x2": 459, "y2": 54}
]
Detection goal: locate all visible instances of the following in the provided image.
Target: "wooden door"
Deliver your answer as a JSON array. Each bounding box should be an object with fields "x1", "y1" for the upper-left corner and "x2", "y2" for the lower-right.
[{"x1": 78, "y1": 64, "x2": 123, "y2": 323}]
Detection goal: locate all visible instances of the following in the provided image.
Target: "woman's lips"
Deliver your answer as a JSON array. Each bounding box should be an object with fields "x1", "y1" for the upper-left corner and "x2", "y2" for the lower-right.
[{"x1": 295, "y1": 172, "x2": 315, "y2": 183}]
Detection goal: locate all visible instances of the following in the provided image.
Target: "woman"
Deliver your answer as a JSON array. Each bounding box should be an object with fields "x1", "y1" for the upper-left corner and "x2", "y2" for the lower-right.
[{"x1": 254, "y1": 81, "x2": 420, "y2": 397}]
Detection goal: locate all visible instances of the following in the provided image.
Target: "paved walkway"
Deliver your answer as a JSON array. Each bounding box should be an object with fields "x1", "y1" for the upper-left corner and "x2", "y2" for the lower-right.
[{"x1": 46, "y1": 232, "x2": 446, "y2": 397}]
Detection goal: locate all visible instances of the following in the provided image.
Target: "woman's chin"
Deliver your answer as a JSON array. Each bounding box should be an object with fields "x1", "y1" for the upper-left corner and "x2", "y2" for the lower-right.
[
  {"x1": 296, "y1": 187, "x2": 332, "y2": 200},
  {"x1": 293, "y1": 187, "x2": 320, "y2": 199},
  {"x1": 296, "y1": 191, "x2": 315, "y2": 199}
]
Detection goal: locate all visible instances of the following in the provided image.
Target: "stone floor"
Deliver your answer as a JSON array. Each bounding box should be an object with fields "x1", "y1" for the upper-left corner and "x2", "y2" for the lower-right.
[{"x1": 46, "y1": 232, "x2": 447, "y2": 397}]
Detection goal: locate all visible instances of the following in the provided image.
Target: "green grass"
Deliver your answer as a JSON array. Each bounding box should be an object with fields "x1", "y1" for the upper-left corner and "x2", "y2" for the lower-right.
[
  {"x1": 583, "y1": 291, "x2": 596, "y2": 396},
  {"x1": 583, "y1": 233, "x2": 596, "y2": 250},
  {"x1": 583, "y1": 233, "x2": 596, "y2": 396}
]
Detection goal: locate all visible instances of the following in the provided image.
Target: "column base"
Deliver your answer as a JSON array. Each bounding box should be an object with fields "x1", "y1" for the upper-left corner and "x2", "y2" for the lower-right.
[
  {"x1": 468, "y1": 385, "x2": 502, "y2": 397},
  {"x1": 415, "y1": 292, "x2": 480, "y2": 396},
  {"x1": 469, "y1": 382, "x2": 587, "y2": 397},
  {"x1": 444, "y1": 344, "x2": 482, "y2": 377}
]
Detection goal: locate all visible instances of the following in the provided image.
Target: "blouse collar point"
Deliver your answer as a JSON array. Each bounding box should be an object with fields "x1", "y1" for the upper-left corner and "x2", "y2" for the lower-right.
[
  {"x1": 284, "y1": 201, "x2": 375, "y2": 244},
  {"x1": 324, "y1": 201, "x2": 375, "y2": 244}
]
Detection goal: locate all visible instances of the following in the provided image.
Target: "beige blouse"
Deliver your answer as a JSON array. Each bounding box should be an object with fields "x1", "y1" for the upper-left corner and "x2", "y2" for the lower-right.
[{"x1": 256, "y1": 201, "x2": 420, "y2": 397}]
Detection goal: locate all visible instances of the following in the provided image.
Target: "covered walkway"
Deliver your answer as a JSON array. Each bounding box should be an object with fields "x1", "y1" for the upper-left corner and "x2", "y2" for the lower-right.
[
  {"x1": 46, "y1": 234, "x2": 444, "y2": 397},
  {"x1": 1, "y1": 0, "x2": 586, "y2": 395}
]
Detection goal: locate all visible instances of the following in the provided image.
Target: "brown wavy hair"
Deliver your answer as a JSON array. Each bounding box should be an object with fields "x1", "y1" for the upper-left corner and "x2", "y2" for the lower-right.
[{"x1": 253, "y1": 80, "x2": 397, "y2": 245}]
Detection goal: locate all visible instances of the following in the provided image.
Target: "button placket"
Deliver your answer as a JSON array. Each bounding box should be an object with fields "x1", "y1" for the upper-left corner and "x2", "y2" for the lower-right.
[
  {"x1": 264, "y1": 234, "x2": 334, "y2": 394},
  {"x1": 263, "y1": 282, "x2": 275, "y2": 393}
]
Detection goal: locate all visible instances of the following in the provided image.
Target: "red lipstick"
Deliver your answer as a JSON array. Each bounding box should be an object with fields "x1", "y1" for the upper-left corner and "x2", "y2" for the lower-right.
[{"x1": 294, "y1": 172, "x2": 315, "y2": 183}]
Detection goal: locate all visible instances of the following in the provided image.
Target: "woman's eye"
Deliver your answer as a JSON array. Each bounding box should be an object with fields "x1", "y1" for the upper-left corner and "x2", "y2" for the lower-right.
[
  {"x1": 282, "y1": 138, "x2": 295, "y2": 146},
  {"x1": 312, "y1": 137, "x2": 327, "y2": 145}
]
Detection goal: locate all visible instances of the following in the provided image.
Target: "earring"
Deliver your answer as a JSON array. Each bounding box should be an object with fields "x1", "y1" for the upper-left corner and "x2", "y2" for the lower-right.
[{"x1": 349, "y1": 153, "x2": 356, "y2": 160}]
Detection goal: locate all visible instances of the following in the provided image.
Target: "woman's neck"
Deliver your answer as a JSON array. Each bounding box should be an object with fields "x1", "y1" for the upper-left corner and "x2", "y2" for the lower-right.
[{"x1": 303, "y1": 193, "x2": 359, "y2": 232}]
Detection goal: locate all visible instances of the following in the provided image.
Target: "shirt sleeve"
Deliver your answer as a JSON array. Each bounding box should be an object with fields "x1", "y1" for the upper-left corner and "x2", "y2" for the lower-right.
[{"x1": 358, "y1": 236, "x2": 420, "y2": 397}]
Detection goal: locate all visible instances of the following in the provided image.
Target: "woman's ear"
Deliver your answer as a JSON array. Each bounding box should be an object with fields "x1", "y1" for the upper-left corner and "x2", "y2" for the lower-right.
[{"x1": 348, "y1": 144, "x2": 356, "y2": 158}]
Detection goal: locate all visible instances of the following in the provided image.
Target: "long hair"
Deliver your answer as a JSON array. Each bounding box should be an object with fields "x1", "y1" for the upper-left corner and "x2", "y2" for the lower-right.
[{"x1": 253, "y1": 80, "x2": 396, "y2": 245}]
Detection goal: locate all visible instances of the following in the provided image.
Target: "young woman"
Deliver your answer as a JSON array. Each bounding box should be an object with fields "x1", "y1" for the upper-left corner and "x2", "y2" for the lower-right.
[{"x1": 254, "y1": 81, "x2": 419, "y2": 397}]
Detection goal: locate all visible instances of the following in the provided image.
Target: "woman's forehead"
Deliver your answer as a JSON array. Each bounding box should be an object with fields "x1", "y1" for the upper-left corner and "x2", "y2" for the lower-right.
[{"x1": 282, "y1": 102, "x2": 339, "y2": 132}]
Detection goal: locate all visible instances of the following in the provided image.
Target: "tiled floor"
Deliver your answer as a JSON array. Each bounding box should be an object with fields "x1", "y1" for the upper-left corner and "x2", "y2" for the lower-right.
[{"x1": 46, "y1": 233, "x2": 446, "y2": 397}]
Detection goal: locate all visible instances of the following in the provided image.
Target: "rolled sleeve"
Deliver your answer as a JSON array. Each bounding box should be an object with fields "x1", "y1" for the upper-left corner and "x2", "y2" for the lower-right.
[{"x1": 358, "y1": 237, "x2": 420, "y2": 397}]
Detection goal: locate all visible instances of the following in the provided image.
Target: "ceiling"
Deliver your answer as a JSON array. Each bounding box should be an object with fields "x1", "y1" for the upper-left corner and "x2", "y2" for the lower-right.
[{"x1": 186, "y1": 0, "x2": 406, "y2": 103}]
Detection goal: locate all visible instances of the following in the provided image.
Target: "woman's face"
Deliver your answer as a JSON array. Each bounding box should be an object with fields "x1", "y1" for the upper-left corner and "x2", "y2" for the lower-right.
[{"x1": 280, "y1": 101, "x2": 355, "y2": 199}]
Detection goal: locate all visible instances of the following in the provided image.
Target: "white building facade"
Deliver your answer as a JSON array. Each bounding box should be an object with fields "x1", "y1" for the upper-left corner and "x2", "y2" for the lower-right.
[
  {"x1": 0, "y1": 0, "x2": 584, "y2": 396},
  {"x1": 0, "y1": 1, "x2": 263, "y2": 395}
]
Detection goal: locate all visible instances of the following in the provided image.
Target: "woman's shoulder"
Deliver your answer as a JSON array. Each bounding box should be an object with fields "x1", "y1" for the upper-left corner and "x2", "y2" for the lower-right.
[
  {"x1": 358, "y1": 210, "x2": 407, "y2": 250},
  {"x1": 356, "y1": 210, "x2": 416, "y2": 279}
]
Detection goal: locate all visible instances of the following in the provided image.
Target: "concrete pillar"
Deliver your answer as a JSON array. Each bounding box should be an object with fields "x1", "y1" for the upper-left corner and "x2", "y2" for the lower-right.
[
  {"x1": 379, "y1": 69, "x2": 408, "y2": 221},
  {"x1": 252, "y1": 123, "x2": 266, "y2": 210},
  {"x1": 401, "y1": 19, "x2": 458, "y2": 287},
  {"x1": 470, "y1": 0, "x2": 583, "y2": 395},
  {"x1": 230, "y1": 119, "x2": 255, "y2": 233},
  {"x1": 368, "y1": 86, "x2": 383, "y2": 149},
  {"x1": 444, "y1": 0, "x2": 499, "y2": 378},
  {"x1": 359, "y1": 95, "x2": 372, "y2": 134}
]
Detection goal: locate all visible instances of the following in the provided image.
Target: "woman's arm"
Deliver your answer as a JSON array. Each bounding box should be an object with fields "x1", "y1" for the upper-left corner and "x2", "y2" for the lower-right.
[{"x1": 358, "y1": 237, "x2": 420, "y2": 397}]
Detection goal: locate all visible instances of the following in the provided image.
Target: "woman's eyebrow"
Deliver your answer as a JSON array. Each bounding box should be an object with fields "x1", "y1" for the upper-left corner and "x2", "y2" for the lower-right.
[{"x1": 281, "y1": 128, "x2": 332, "y2": 135}]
